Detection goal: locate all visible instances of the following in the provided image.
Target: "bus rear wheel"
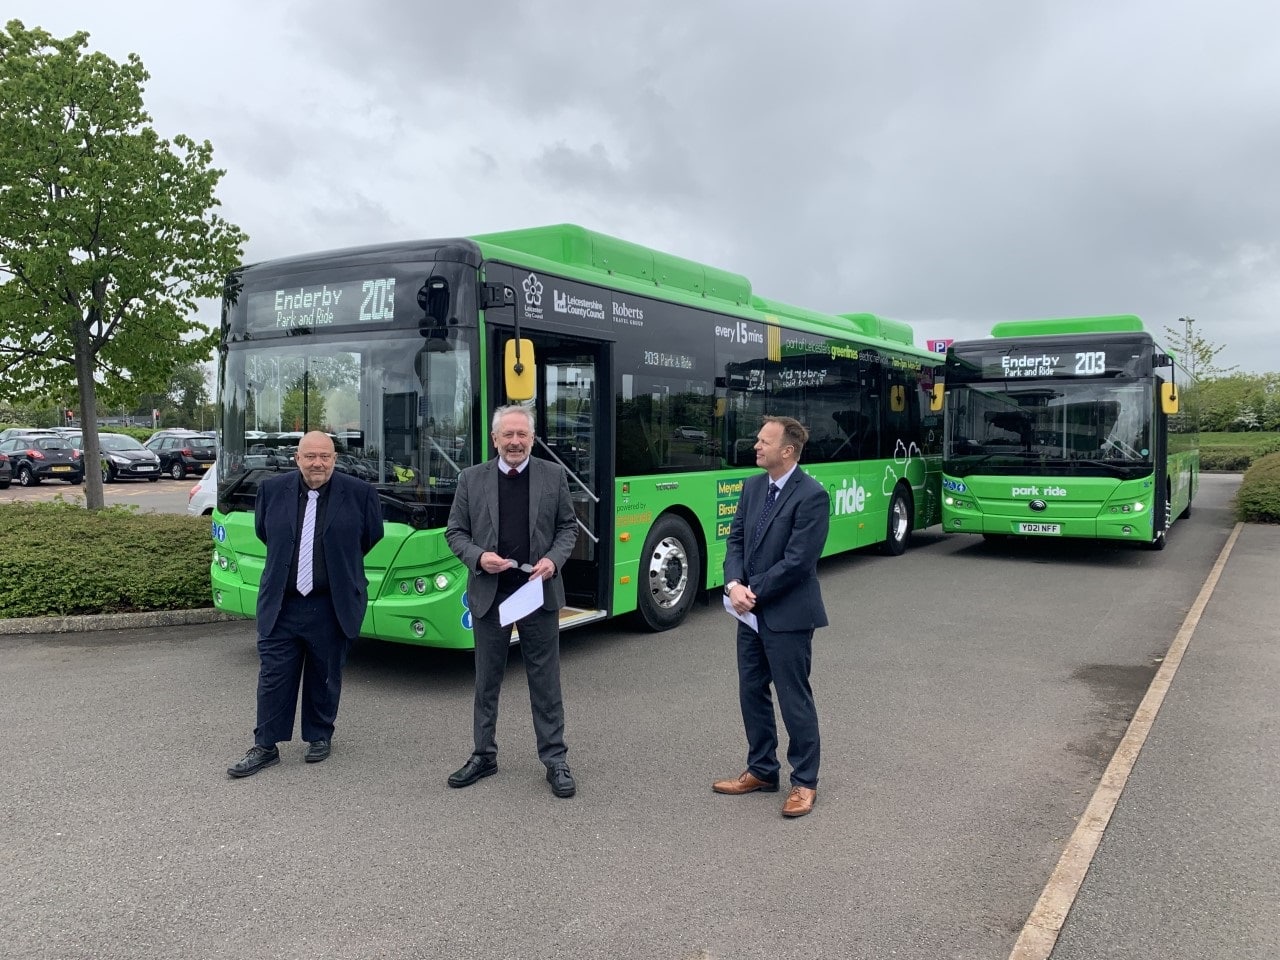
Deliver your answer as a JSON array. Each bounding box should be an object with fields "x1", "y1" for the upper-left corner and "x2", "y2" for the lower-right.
[
  {"x1": 635, "y1": 514, "x2": 701, "y2": 632},
  {"x1": 878, "y1": 486, "x2": 913, "y2": 556}
]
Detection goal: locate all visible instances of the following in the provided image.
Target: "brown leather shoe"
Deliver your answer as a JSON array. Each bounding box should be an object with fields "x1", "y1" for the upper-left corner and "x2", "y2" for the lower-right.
[
  {"x1": 712, "y1": 771, "x2": 780, "y2": 795},
  {"x1": 781, "y1": 785, "x2": 817, "y2": 817}
]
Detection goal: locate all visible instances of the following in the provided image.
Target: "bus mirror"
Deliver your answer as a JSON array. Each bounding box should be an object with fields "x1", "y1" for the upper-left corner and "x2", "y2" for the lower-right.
[
  {"x1": 929, "y1": 383, "x2": 944, "y2": 412},
  {"x1": 1161, "y1": 381, "x2": 1179, "y2": 415},
  {"x1": 504, "y1": 338, "x2": 536, "y2": 401}
]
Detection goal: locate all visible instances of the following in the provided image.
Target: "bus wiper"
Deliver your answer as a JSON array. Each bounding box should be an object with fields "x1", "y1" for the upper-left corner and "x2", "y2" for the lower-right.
[
  {"x1": 377, "y1": 491, "x2": 429, "y2": 529},
  {"x1": 1073, "y1": 459, "x2": 1135, "y2": 478}
]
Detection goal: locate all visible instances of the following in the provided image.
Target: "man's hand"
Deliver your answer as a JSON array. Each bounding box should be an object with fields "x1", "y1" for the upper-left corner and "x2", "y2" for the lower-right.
[
  {"x1": 728, "y1": 582, "x2": 756, "y2": 614},
  {"x1": 479, "y1": 551, "x2": 515, "y2": 574},
  {"x1": 528, "y1": 557, "x2": 556, "y2": 581}
]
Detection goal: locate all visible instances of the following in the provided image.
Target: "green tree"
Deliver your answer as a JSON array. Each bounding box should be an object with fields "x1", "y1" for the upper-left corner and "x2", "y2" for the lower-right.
[
  {"x1": 167, "y1": 361, "x2": 211, "y2": 424},
  {"x1": 1163, "y1": 317, "x2": 1237, "y2": 380},
  {"x1": 0, "y1": 21, "x2": 246, "y2": 508},
  {"x1": 281, "y1": 379, "x2": 328, "y2": 433}
]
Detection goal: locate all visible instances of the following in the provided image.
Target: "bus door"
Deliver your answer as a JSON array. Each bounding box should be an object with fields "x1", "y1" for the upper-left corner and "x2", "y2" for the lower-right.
[{"x1": 492, "y1": 331, "x2": 612, "y2": 626}]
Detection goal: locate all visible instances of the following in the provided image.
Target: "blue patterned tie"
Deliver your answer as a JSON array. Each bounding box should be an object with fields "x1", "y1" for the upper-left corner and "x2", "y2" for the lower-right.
[
  {"x1": 752, "y1": 482, "x2": 779, "y2": 548},
  {"x1": 297, "y1": 489, "x2": 318, "y2": 595}
]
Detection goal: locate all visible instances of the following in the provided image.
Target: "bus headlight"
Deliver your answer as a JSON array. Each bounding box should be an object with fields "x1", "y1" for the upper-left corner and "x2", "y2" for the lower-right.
[
  {"x1": 1132, "y1": 502, "x2": 1144, "y2": 511},
  {"x1": 434, "y1": 574, "x2": 450, "y2": 591},
  {"x1": 411, "y1": 620, "x2": 425, "y2": 637},
  {"x1": 414, "y1": 577, "x2": 427, "y2": 594}
]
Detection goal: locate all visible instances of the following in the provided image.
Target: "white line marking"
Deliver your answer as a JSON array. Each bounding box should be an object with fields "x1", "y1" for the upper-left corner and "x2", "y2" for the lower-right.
[{"x1": 1008, "y1": 522, "x2": 1244, "y2": 960}]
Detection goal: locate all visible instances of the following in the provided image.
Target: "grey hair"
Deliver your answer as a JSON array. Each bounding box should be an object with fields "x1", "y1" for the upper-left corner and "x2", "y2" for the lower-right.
[{"x1": 491, "y1": 404, "x2": 536, "y2": 434}]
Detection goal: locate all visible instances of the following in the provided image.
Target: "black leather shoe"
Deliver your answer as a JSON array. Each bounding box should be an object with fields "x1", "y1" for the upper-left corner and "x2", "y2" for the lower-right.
[
  {"x1": 448, "y1": 755, "x2": 497, "y2": 788},
  {"x1": 305, "y1": 740, "x2": 331, "y2": 763},
  {"x1": 546, "y1": 762, "x2": 576, "y2": 798},
  {"x1": 227, "y1": 744, "x2": 279, "y2": 778}
]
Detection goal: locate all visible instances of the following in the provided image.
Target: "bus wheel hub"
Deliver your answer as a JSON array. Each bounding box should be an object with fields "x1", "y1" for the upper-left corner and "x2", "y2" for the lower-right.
[{"x1": 647, "y1": 537, "x2": 688, "y2": 608}]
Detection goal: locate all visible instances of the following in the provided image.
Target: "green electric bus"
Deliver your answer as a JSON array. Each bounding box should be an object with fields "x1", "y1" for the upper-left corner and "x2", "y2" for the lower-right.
[
  {"x1": 209, "y1": 224, "x2": 944, "y2": 647},
  {"x1": 940, "y1": 315, "x2": 1198, "y2": 549}
]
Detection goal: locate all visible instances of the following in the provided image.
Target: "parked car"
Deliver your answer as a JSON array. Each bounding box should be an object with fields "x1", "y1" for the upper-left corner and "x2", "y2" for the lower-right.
[
  {"x1": 71, "y1": 432, "x2": 162, "y2": 482},
  {"x1": 0, "y1": 435, "x2": 83, "y2": 486},
  {"x1": 145, "y1": 428, "x2": 207, "y2": 445},
  {"x1": 0, "y1": 450, "x2": 11, "y2": 489},
  {"x1": 145, "y1": 433, "x2": 217, "y2": 479},
  {"x1": 187, "y1": 460, "x2": 218, "y2": 515},
  {"x1": 0, "y1": 427, "x2": 59, "y2": 442}
]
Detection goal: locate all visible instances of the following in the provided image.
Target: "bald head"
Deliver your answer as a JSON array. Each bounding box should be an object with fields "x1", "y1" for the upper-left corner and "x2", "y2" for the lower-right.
[{"x1": 296, "y1": 431, "x2": 337, "y2": 489}]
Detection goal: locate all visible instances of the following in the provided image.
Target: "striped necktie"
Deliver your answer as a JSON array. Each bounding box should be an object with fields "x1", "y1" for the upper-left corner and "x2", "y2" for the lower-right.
[
  {"x1": 297, "y1": 489, "x2": 319, "y2": 595},
  {"x1": 752, "y1": 482, "x2": 780, "y2": 548}
]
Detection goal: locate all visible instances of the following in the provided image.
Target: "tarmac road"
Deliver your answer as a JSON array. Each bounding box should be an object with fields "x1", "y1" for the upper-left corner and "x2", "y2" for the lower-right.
[
  {"x1": 0, "y1": 474, "x2": 196, "y2": 514},
  {"x1": 0, "y1": 472, "x2": 1271, "y2": 959}
]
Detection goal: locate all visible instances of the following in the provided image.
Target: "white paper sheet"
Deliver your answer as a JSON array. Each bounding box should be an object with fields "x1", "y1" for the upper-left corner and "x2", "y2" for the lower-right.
[
  {"x1": 499, "y1": 577, "x2": 545, "y2": 626},
  {"x1": 722, "y1": 592, "x2": 758, "y2": 632}
]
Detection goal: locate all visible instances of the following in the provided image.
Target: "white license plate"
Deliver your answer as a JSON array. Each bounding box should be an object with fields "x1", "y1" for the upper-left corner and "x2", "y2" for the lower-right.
[
  {"x1": 1018, "y1": 522, "x2": 1061, "y2": 535},
  {"x1": 137, "y1": 465, "x2": 155, "y2": 471}
]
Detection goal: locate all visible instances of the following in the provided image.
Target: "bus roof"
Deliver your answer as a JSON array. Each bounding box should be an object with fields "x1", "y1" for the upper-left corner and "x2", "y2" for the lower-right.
[
  {"x1": 988, "y1": 315, "x2": 1145, "y2": 338},
  {"x1": 471, "y1": 223, "x2": 924, "y2": 354}
]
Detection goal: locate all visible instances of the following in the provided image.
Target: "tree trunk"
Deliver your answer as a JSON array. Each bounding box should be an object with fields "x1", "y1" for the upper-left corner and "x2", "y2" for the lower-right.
[{"x1": 72, "y1": 310, "x2": 104, "y2": 511}]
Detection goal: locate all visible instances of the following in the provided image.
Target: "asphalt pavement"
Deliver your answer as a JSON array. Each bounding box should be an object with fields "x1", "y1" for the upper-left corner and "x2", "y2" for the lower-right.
[{"x1": 0, "y1": 478, "x2": 1276, "y2": 959}]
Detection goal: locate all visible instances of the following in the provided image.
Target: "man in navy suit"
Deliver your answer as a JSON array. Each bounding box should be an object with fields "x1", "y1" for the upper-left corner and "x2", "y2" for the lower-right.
[
  {"x1": 445, "y1": 405, "x2": 579, "y2": 798},
  {"x1": 228, "y1": 431, "x2": 384, "y2": 778},
  {"x1": 715, "y1": 416, "x2": 829, "y2": 817}
]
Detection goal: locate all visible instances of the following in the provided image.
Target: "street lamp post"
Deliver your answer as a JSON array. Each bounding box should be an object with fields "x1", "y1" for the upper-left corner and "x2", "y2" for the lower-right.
[{"x1": 1177, "y1": 316, "x2": 1195, "y2": 377}]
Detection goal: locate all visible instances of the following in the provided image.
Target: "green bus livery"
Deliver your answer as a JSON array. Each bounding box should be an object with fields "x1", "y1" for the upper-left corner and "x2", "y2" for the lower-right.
[
  {"x1": 940, "y1": 315, "x2": 1199, "y2": 549},
  {"x1": 211, "y1": 224, "x2": 943, "y2": 647}
]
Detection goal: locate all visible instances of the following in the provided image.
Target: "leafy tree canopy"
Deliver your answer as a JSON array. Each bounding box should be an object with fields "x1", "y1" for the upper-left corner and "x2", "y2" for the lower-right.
[
  {"x1": 0, "y1": 20, "x2": 246, "y2": 507},
  {"x1": 1162, "y1": 318, "x2": 1237, "y2": 381}
]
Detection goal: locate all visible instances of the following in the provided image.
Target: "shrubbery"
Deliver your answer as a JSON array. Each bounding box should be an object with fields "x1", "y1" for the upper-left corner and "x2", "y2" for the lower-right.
[
  {"x1": 1202, "y1": 446, "x2": 1264, "y2": 471},
  {"x1": 1235, "y1": 451, "x2": 1280, "y2": 524},
  {"x1": 0, "y1": 500, "x2": 212, "y2": 618}
]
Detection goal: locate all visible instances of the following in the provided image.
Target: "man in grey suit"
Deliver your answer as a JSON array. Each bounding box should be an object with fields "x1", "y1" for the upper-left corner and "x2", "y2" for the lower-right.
[{"x1": 445, "y1": 405, "x2": 579, "y2": 797}]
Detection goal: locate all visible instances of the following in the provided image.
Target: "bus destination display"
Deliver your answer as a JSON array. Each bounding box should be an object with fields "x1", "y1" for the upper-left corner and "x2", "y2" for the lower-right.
[
  {"x1": 973, "y1": 345, "x2": 1135, "y2": 379},
  {"x1": 246, "y1": 277, "x2": 397, "y2": 332}
]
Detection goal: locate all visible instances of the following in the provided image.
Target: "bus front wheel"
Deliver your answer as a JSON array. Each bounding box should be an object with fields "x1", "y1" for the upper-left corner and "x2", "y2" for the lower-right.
[
  {"x1": 878, "y1": 486, "x2": 913, "y2": 556},
  {"x1": 635, "y1": 514, "x2": 701, "y2": 632}
]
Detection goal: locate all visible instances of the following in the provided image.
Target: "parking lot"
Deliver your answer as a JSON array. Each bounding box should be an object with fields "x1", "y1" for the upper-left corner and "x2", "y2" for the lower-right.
[
  {"x1": 0, "y1": 472, "x2": 196, "y2": 514},
  {"x1": 3, "y1": 474, "x2": 1267, "y2": 959}
]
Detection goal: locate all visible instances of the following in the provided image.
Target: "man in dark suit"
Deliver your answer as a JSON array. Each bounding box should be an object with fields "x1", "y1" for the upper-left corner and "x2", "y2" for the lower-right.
[
  {"x1": 228, "y1": 431, "x2": 384, "y2": 778},
  {"x1": 445, "y1": 405, "x2": 579, "y2": 797},
  {"x1": 715, "y1": 416, "x2": 829, "y2": 817}
]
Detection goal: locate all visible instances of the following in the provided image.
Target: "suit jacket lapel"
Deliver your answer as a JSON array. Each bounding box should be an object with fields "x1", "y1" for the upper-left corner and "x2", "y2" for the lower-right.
[
  {"x1": 288, "y1": 472, "x2": 302, "y2": 538},
  {"x1": 322, "y1": 474, "x2": 346, "y2": 535},
  {"x1": 527, "y1": 459, "x2": 542, "y2": 545},
  {"x1": 484, "y1": 459, "x2": 500, "y2": 540}
]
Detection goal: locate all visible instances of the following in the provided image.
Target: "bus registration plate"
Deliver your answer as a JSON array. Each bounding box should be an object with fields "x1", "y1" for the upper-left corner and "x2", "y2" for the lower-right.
[{"x1": 1018, "y1": 522, "x2": 1061, "y2": 535}]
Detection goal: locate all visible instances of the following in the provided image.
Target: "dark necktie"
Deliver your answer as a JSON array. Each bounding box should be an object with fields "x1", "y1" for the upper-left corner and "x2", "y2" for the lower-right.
[
  {"x1": 507, "y1": 467, "x2": 519, "y2": 478},
  {"x1": 752, "y1": 482, "x2": 780, "y2": 548}
]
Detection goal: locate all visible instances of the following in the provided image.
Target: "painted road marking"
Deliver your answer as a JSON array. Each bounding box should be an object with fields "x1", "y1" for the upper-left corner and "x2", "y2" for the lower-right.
[{"x1": 1008, "y1": 522, "x2": 1244, "y2": 960}]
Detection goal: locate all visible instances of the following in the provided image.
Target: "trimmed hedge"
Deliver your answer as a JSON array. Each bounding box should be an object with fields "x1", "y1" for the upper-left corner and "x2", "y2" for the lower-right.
[
  {"x1": 0, "y1": 500, "x2": 212, "y2": 618},
  {"x1": 1202, "y1": 447, "x2": 1263, "y2": 472},
  {"x1": 1201, "y1": 437, "x2": 1280, "y2": 472},
  {"x1": 1235, "y1": 451, "x2": 1280, "y2": 524}
]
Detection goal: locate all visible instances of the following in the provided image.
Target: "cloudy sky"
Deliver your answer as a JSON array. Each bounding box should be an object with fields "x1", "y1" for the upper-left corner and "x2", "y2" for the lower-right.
[{"x1": 12, "y1": 0, "x2": 1280, "y2": 373}]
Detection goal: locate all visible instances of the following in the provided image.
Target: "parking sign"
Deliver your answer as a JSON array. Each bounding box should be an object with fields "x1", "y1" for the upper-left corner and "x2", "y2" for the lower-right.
[{"x1": 927, "y1": 338, "x2": 954, "y2": 354}]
